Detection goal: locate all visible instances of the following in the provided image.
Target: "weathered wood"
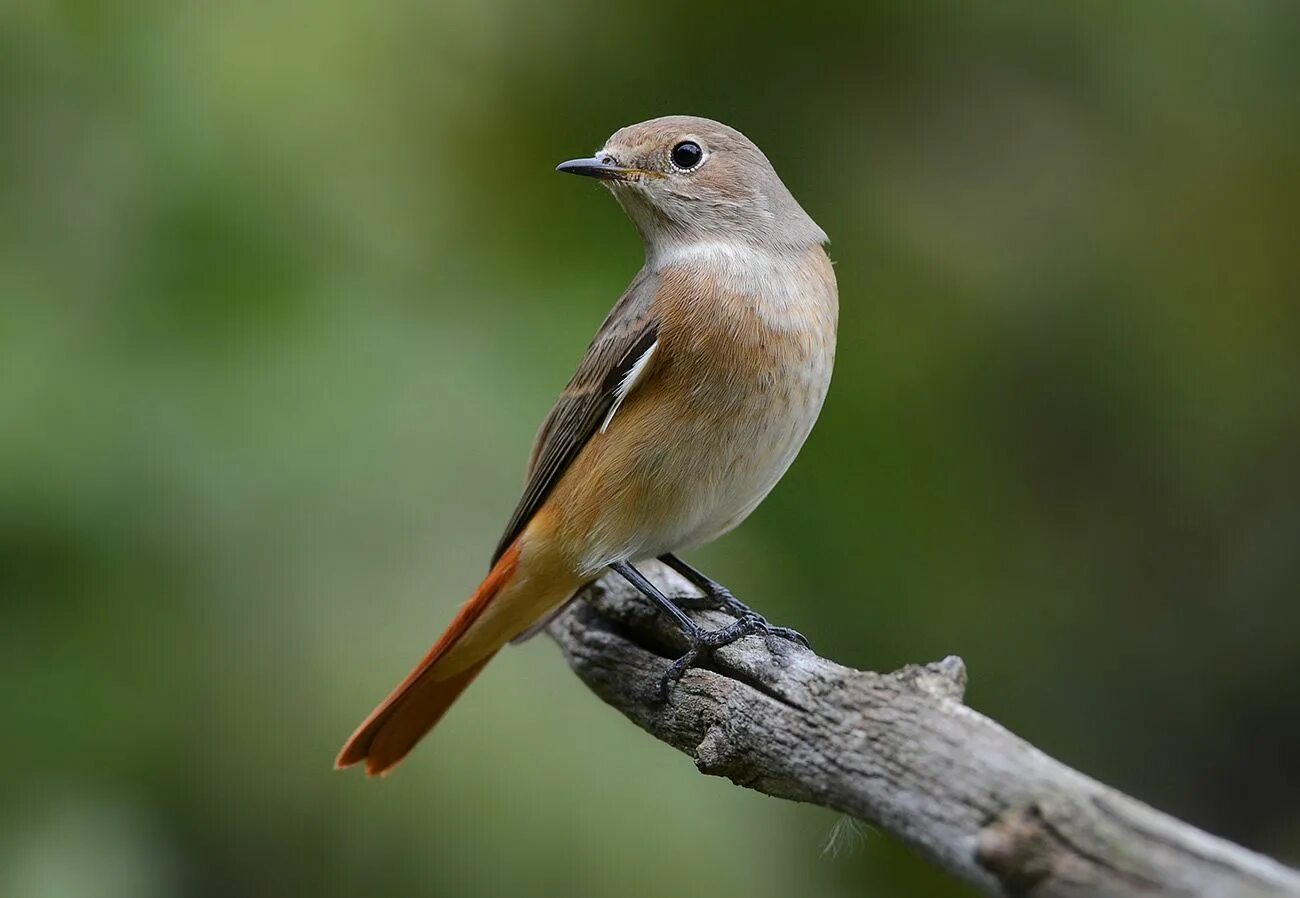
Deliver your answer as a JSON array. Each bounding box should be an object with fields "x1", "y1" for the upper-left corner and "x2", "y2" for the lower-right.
[{"x1": 547, "y1": 562, "x2": 1300, "y2": 898}]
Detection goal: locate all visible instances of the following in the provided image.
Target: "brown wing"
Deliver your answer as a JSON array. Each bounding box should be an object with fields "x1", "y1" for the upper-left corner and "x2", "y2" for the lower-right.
[{"x1": 490, "y1": 268, "x2": 660, "y2": 565}]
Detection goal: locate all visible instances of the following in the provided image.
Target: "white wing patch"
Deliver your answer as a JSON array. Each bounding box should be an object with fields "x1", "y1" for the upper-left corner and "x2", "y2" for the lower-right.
[{"x1": 601, "y1": 339, "x2": 658, "y2": 433}]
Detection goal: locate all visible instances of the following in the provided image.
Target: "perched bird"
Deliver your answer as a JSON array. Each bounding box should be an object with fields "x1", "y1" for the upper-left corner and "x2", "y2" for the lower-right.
[{"x1": 337, "y1": 115, "x2": 838, "y2": 776}]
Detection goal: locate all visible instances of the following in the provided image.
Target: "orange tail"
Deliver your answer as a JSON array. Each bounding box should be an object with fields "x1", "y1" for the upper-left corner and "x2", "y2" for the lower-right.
[{"x1": 335, "y1": 541, "x2": 522, "y2": 776}]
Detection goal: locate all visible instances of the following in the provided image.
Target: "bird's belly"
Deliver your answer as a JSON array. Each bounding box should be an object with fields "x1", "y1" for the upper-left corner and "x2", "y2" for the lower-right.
[
  {"x1": 671, "y1": 360, "x2": 828, "y2": 550},
  {"x1": 565, "y1": 336, "x2": 834, "y2": 573}
]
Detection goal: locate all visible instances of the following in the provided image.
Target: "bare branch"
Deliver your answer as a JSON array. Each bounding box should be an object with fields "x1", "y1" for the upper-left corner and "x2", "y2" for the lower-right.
[{"x1": 547, "y1": 563, "x2": 1300, "y2": 898}]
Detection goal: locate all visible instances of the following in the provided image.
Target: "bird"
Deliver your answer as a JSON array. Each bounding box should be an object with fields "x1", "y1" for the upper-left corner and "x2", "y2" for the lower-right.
[{"x1": 336, "y1": 115, "x2": 838, "y2": 776}]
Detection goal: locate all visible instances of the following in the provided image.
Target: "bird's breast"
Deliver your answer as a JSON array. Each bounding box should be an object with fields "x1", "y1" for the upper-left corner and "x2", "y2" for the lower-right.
[
  {"x1": 629, "y1": 244, "x2": 838, "y2": 552},
  {"x1": 557, "y1": 242, "x2": 838, "y2": 573}
]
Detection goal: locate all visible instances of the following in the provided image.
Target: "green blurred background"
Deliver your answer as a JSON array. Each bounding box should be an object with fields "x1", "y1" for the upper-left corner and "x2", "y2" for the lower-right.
[{"x1": 3, "y1": 2, "x2": 1298, "y2": 896}]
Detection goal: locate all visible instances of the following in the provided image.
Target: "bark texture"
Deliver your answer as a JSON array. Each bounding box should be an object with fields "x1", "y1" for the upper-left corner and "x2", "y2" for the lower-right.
[{"x1": 547, "y1": 562, "x2": 1300, "y2": 898}]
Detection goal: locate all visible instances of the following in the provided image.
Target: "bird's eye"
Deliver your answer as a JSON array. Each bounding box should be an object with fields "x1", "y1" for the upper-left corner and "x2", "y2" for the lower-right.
[{"x1": 670, "y1": 140, "x2": 704, "y2": 171}]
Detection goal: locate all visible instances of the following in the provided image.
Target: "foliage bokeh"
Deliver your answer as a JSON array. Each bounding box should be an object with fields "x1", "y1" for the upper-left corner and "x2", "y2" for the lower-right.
[{"x1": 3, "y1": 2, "x2": 1298, "y2": 896}]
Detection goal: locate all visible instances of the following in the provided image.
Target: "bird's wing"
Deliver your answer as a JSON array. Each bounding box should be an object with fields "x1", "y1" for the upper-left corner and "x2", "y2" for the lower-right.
[{"x1": 490, "y1": 269, "x2": 660, "y2": 565}]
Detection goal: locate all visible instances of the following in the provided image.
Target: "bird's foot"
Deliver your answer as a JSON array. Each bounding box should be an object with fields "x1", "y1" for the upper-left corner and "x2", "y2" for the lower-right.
[
  {"x1": 671, "y1": 586, "x2": 810, "y2": 649},
  {"x1": 657, "y1": 612, "x2": 809, "y2": 700},
  {"x1": 670, "y1": 583, "x2": 750, "y2": 617},
  {"x1": 611, "y1": 559, "x2": 809, "y2": 701}
]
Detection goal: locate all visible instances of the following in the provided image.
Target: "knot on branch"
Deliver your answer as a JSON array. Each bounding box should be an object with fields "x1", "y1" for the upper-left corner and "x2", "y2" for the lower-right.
[
  {"x1": 695, "y1": 723, "x2": 737, "y2": 773},
  {"x1": 897, "y1": 654, "x2": 968, "y2": 702},
  {"x1": 976, "y1": 803, "x2": 1057, "y2": 895}
]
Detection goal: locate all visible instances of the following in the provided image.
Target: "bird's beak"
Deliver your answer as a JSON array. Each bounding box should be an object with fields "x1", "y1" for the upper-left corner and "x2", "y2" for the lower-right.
[{"x1": 555, "y1": 155, "x2": 656, "y2": 181}]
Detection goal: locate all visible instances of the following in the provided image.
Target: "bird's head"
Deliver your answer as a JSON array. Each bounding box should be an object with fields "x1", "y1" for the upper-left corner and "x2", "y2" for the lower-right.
[{"x1": 557, "y1": 115, "x2": 827, "y2": 256}]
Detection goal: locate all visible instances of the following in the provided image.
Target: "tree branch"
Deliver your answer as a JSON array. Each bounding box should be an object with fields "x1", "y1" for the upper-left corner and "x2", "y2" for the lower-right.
[{"x1": 547, "y1": 562, "x2": 1300, "y2": 898}]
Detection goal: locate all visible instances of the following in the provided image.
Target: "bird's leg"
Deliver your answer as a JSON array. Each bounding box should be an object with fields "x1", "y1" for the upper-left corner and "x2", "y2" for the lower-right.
[
  {"x1": 611, "y1": 560, "x2": 808, "y2": 699},
  {"x1": 657, "y1": 554, "x2": 810, "y2": 649},
  {"x1": 657, "y1": 553, "x2": 751, "y2": 615}
]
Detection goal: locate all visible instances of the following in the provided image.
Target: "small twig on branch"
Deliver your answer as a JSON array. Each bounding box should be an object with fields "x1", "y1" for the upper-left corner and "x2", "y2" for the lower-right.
[{"x1": 547, "y1": 562, "x2": 1300, "y2": 898}]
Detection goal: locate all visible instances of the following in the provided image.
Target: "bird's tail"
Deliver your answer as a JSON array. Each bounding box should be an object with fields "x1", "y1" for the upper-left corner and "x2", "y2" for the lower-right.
[{"x1": 335, "y1": 538, "x2": 557, "y2": 776}]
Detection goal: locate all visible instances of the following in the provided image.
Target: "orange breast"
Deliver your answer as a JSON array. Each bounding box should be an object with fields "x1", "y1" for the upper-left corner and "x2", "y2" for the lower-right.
[{"x1": 542, "y1": 244, "x2": 837, "y2": 575}]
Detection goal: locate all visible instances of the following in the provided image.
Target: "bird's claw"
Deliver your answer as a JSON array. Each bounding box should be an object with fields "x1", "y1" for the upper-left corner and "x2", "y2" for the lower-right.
[
  {"x1": 670, "y1": 585, "x2": 760, "y2": 620},
  {"x1": 655, "y1": 613, "x2": 809, "y2": 701}
]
